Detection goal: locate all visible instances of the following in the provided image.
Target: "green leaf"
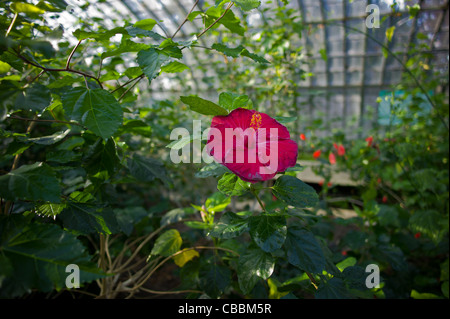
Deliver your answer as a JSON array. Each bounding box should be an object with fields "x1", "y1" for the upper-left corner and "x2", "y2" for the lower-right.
[
  {"x1": 205, "y1": 192, "x2": 231, "y2": 212},
  {"x1": 273, "y1": 116, "x2": 298, "y2": 125},
  {"x1": 409, "y1": 210, "x2": 444, "y2": 244},
  {"x1": 15, "y1": 83, "x2": 51, "y2": 112},
  {"x1": 127, "y1": 154, "x2": 169, "y2": 184},
  {"x1": 0, "y1": 215, "x2": 105, "y2": 297},
  {"x1": 137, "y1": 48, "x2": 171, "y2": 82},
  {"x1": 219, "y1": 92, "x2": 252, "y2": 111},
  {"x1": 59, "y1": 192, "x2": 121, "y2": 235},
  {"x1": 133, "y1": 19, "x2": 157, "y2": 31},
  {"x1": 62, "y1": 87, "x2": 123, "y2": 139},
  {"x1": 212, "y1": 43, "x2": 269, "y2": 63},
  {"x1": 205, "y1": 7, "x2": 245, "y2": 35},
  {"x1": 248, "y1": 214, "x2": 287, "y2": 253},
  {"x1": 180, "y1": 95, "x2": 228, "y2": 116},
  {"x1": 272, "y1": 175, "x2": 319, "y2": 208},
  {"x1": 0, "y1": 162, "x2": 61, "y2": 202},
  {"x1": 195, "y1": 162, "x2": 231, "y2": 178},
  {"x1": 151, "y1": 229, "x2": 182, "y2": 257},
  {"x1": 209, "y1": 212, "x2": 249, "y2": 239},
  {"x1": 233, "y1": 0, "x2": 261, "y2": 11},
  {"x1": 315, "y1": 277, "x2": 351, "y2": 299},
  {"x1": 237, "y1": 247, "x2": 275, "y2": 294},
  {"x1": 160, "y1": 61, "x2": 189, "y2": 73},
  {"x1": 26, "y1": 129, "x2": 70, "y2": 145},
  {"x1": 284, "y1": 225, "x2": 326, "y2": 273},
  {"x1": 10, "y1": 2, "x2": 45, "y2": 14},
  {"x1": 386, "y1": 26, "x2": 395, "y2": 42},
  {"x1": 173, "y1": 249, "x2": 199, "y2": 267},
  {"x1": 35, "y1": 202, "x2": 66, "y2": 218},
  {"x1": 0, "y1": 60, "x2": 11, "y2": 73},
  {"x1": 82, "y1": 138, "x2": 120, "y2": 177},
  {"x1": 116, "y1": 119, "x2": 152, "y2": 137},
  {"x1": 199, "y1": 262, "x2": 231, "y2": 298},
  {"x1": 217, "y1": 172, "x2": 251, "y2": 196}
]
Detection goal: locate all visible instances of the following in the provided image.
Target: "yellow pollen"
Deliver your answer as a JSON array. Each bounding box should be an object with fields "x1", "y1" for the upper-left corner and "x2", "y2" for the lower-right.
[{"x1": 250, "y1": 112, "x2": 262, "y2": 130}]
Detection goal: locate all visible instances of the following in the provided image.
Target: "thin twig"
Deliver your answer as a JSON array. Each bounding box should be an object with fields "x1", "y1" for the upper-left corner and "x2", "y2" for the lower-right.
[
  {"x1": 111, "y1": 74, "x2": 144, "y2": 94},
  {"x1": 118, "y1": 74, "x2": 144, "y2": 101},
  {"x1": 6, "y1": 114, "x2": 87, "y2": 129},
  {"x1": 306, "y1": 272, "x2": 318, "y2": 290},
  {"x1": 172, "y1": 0, "x2": 200, "y2": 39},
  {"x1": 66, "y1": 40, "x2": 83, "y2": 69},
  {"x1": 5, "y1": 13, "x2": 18, "y2": 37},
  {"x1": 196, "y1": 2, "x2": 234, "y2": 39},
  {"x1": 11, "y1": 49, "x2": 104, "y2": 89}
]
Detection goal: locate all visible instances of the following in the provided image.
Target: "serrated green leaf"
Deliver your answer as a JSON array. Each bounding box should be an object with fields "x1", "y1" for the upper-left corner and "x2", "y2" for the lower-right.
[
  {"x1": 151, "y1": 229, "x2": 182, "y2": 257},
  {"x1": 15, "y1": 83, "x2": 51, "y2": 112},
  {"x1": 285, "y1": 225, "x2": 326, "y2": 273},
  {"x1": 62, "y1": 87, "x2": 123, "y2": 139},
  {"x1": 160, "y1": 61, "x2": 189, "y2": 73},
  {"x1": 272, "y1": 175, "x2": 319, "y2": 208},
  {"x1": 0, "y1": 162, "x2": 61, "y2": 202},
  {"x1": 133, "y1": 19, "x2": 157, "y2": 31},
  {"x1": 82, "y1": 138, "x2": 120, "y2": 177},
  {"x1": 248, "y1": 214, "x2": 286, "y2": 253},
  {"x1": 409, "y1": 210, "x2": 444, "y2": 244},
  {"x1": 217, "y1": 172, "x2": 251, "y2": 196},
  {"x1": 137, "y1": 48, "x2": 171, "y2": 82},
  {"x1": 199, "y1": 262, "x2": 231, "y2": 298},
  {"x1": 127, "y1": 154, "x2": 169, "y2": 184},
  {"x1": 316, "y1": 277, "x2": 351, "y2": 299},
  {"x1": 209, "y1": 212, "x2": 248, "y2": 239},
  {"x1": 180, "y1": 95, "x2": 228, "y2": 116},
  {"x1": 237, "y1": 247, "x2": 275, "y2": 294},
  {"x1": 205, "y1": 192, "x2": 231, "y2": 212},
  {"x1": 173, "y1": 249, "x2": 199, "y2": 267},
  {"x1": 11, "y1": 2, "x2": 45, "y2": 14},
  {"x1": 0, "y1": 215, "x2": 106, "y2": 297},
  {"x1": 195, "y1": 162, "x2": 231, "y2": 178},
  {"x1": 233, "y1": 0, "x2": 261, "y2": 11},
  {"x1": 212, "y1": 43, "x2": 269, "y2": 63}
]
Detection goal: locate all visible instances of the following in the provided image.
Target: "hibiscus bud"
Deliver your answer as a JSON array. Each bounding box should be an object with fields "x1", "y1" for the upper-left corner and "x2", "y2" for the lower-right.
[
  {"x1": 313, "y1": 150, "x2": 321, "y2": 159},
  {"x1": 300, "y1": 133, "x2": 306, "y2": 141},
  {"x1": 366, "y1": 136, "x2": 373, "y2": 147},
  {"x1": 329, "y1": 152, "x2": 336, "y2": 165}
]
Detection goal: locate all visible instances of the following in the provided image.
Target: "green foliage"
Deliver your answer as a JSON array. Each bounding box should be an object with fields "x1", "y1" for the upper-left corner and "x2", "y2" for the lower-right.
[{"x1": 0, "y1": 0, "x2": 447, "y2": 301}]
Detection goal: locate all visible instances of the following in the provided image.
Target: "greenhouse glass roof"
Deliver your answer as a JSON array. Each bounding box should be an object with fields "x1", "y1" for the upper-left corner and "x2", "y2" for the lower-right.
[{"x1": 56, "y1": 0, "x2": 449, "y2": 134}]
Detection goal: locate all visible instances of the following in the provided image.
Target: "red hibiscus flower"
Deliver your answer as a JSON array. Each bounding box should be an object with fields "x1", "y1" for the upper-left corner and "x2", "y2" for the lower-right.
[
  {"x1": 366, "y1": 136, "x2": 373, "y2": 147},
  {"x1": 206, "y1": 108, "x2": 298, "y2": 183},
  {"x1": 329, "y1": 152, "x2": 336, "y2": 165},
  {"x1": 299, "y1": 133, "x2": 306, "y2": 141},
  {"x1": 333, "y1": 143, "x2": 345, "y2": 156},
  {"x1": 313, "y1": 150, "x2": 321, "y2": 159}
]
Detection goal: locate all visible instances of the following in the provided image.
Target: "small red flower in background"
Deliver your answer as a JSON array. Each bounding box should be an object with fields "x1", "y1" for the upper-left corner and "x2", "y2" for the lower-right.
[
  {"x1": 366, "y1": 136, "x2": 373, "y2": 147},
  {"x1": 333, "y1": 143, "x2": 346, "y2": 156},
  {"x1": 341, "y1": 250, "x2": 348, "y2": 256},
  {"x1": 207, "y1": 108, "x2": 298, "y2": 183},
  {"x1": 318, "y1": 180, "x2": 324, "y2": 187},
  {"x1": 300, "y1": 133, "x2": 306, "y2": 141},
  {"x1": 327, "y1": 182, "x2": 332, "y2": 187},
  {"x1": 382, "y1": 195, "x2": 388, "y2": 203},
  {"x1": 329, "y1": 152, "x2": 336, "y2": 165},
  {"x1": 313, "y1": 150, "x2": 321, "y2": 159},
  {"x1": 414, "y1": 232, "x2": 421, "y2": 239}
]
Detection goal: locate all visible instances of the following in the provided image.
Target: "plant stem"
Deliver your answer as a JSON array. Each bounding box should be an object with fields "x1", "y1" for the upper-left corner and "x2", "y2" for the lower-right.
[
  {"x1": 251, "y1": 187, "x2": 266, "y2": 213},
  {"x1": 172, "y1": 0, "x2": 200, "y2": 39},
  {"x1": 306, "y1": 272, "x2": 318, "y2": 290},
  {"x1": 5, "y1": 13, "x2": 18, "y2": 37},
  {"x1": 196, "y1": 2, "x2": 234, "y2": 39},
  {"x1": 6, "y1": 114, "x2": 87, "y2": 129},
  {"x1": 11, "y1": 48, "x2": 103, "y2": 89}
]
